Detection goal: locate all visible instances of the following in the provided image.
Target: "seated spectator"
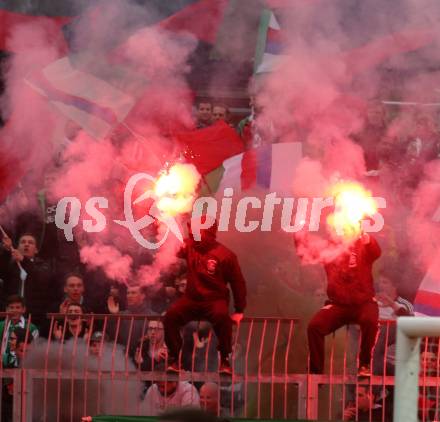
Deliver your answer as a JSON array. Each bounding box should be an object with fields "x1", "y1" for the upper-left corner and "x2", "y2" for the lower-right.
[
  {"x1": 343, "y1": 385, "x2": 392, "y2": 421},
  {"x1": 195, "y1": 100, "x2": 212, "y2": 129},
  {"x1": 53, "y1": 302, "x2": 89, "y2": 342},
  {"x1": 376, "y1": 276, "x2": 414, "y2": 319},
  {"x1": 58, "y1": 273, "x2": 91, "y2": 314},
  {"x1": 140, "y1": 363, "x2": 200, "y2": 416},
  {"x1": 200, "y1": 382, "x2": 229, "y2": 416},
  {"x1": 107, "y1": 283, "x2": 157, "y2": 355},
  {"x1": 0, "y1": 232, "x2": 54, "y2": 332}
]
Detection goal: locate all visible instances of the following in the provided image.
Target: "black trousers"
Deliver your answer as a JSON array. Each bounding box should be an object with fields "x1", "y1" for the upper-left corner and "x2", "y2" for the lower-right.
[
  {"x1": 308, "y1": 300, "x2": 379, "y2": 374},
  {"x1": 163, "y1": 296, "x2": 232, "y2": 361}
]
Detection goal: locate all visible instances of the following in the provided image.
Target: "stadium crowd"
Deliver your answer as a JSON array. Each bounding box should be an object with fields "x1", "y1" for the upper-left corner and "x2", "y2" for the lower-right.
[{"x1": 0, "y1": 98, "x2": 439, "y2": 422}]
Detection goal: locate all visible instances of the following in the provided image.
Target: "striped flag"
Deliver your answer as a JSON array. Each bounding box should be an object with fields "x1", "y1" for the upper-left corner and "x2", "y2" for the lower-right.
[
  {"x1": 253, "y1": 8, "x2": 434, "y2": 76},
  {"x1": 414, "y1": 200, "x2": 440, "y2": 316},
  {"x1": 0, "y1": 1, "x2": 228, "y2": 53},
  {"x1": 254, "y1": 9, "x2": 287, "y2": 74},
  {"x1": 25, "y1": 57, "x2": 136, "y2": 140},
  {"x1": 414, "y1": 256, "x2": 440, "y2": 316},
  {"x1": 216, "y1": 142, "x2": 303, "y2": 194}
]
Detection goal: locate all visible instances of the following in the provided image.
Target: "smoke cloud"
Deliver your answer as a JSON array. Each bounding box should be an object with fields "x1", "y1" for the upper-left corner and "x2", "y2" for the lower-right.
[
  {"x1": 2, "y1": 0, "x2": 440, "y2": 305},
  {"x1": 0, "y1": 0, "x2": 199, "y2": 288},
  {"x1": 24, "y1": 339, "x2": 143, "y2": 419},
  {"x1": 251, "y1": 0, "x2": 440, "y2": 296}
]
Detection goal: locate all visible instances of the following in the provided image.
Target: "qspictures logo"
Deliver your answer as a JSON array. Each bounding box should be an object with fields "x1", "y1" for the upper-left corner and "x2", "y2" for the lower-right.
[{"x1": 55, "y1": 173, "x2": 387, "y2": 249}]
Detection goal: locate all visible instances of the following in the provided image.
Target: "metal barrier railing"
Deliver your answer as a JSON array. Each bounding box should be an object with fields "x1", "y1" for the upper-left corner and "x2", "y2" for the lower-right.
[{"x1": 0, "y1": 314, "x2": 438, "y2": 421}]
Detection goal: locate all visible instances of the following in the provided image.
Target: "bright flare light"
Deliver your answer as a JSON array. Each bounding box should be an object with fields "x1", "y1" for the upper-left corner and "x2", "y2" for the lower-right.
[
  {"x1": 327, "y1": 181, "x2": 378, "y2": 240},
  {"x1": 154, "y1": 163, "x2": 200, "y2": 216}
]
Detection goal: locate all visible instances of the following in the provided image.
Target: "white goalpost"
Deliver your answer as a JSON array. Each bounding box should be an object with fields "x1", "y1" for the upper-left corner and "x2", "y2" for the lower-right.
[{"x1": 394, "y1": 317, "x2": 440, "y2": 422}]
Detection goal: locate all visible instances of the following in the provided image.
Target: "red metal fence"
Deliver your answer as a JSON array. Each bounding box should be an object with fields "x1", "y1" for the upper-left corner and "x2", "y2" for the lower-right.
[{"x1": 0, "y1": 314, "x2": 438, "y2": 421}]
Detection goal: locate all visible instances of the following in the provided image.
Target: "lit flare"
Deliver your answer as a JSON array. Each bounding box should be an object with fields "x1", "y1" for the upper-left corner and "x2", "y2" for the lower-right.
[
  {"x1": 327, "y1": 181, "x2": 378, "y2": 239},
  {"x1": 154, "y1": 163, "x2": 200, "y2": 216}
]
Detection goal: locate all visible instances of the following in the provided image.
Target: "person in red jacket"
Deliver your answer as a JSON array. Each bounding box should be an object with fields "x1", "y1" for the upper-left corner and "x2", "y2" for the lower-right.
[
  {"x1": 307, "y1": 232, "x2": 381, "y2": 376},
  {"x1": 163, "y1": 216, "x2": 246, "y2": 375}
]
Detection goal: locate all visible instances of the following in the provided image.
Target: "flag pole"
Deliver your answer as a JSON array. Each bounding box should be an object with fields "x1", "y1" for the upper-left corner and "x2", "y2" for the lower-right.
[{"x1": 0, "y1": 224, "x2": 25, "y2": 273}]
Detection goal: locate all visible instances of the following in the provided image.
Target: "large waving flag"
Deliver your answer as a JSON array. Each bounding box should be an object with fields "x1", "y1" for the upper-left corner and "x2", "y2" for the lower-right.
[
  {"x1": 1, "y1": 1, "x2": 228, "y2": 55},
  {"x1": 176, "y1": 121, "x2": 244, "y2": 175},
  {"x1": 25, "y1": 57, "x2": 136, "y2": 140},
  {"x1": 254, "y1": 9, "x2": 287, "y2": 74},
  {"x1": 210, "y1": 142, "x2": 303, "y2": 194},
  {"x1": 254, "y1": 7, "x2": 435, "y2": 76}
]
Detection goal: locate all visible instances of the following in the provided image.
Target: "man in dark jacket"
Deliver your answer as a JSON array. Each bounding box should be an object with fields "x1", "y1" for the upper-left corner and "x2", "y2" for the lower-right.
[
  {"x1": 1, "y1": 233, "x2": 54, "y2": 334},
  {"x1": 107, "y1": 283, "x2": 158, "y2": 356},
  {"x1": 163, "y1": 217, "x2": 247, "y2": 374},
  {"x1": 307, "y1": 232, "x2": 381, "y2": 376}
]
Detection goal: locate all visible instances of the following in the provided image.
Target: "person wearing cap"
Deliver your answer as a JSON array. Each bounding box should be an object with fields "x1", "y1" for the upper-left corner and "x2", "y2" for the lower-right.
[
  {"x1": 163, "y1": 216, "x2": 247, "y2": 375},
  {"x1": 89, "y1": 331, "x2": 108, "y2": 357}
]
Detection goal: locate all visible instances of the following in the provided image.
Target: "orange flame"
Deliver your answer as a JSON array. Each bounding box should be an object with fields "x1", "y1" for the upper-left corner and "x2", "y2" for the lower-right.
[
  {"x1": 327, "y1": 181, "x2": 378, "y2": 240},
  {"x1": 154, "y1": 163, "x2": 200, "y2": 216}
]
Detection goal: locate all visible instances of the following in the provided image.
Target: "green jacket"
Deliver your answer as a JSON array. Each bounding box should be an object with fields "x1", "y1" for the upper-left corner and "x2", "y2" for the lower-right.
[{"x1": 0, "y1": 317, "x2": 39, "y2": 367}]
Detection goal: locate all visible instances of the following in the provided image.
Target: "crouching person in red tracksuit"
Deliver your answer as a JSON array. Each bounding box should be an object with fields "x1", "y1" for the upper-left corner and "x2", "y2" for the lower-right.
[
  {"x1": 163, "y1": 216, "x2": 247, "y2": 374},
  {"x1": 307, "y1": 232, "x2": 381, "y2": 376}
]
